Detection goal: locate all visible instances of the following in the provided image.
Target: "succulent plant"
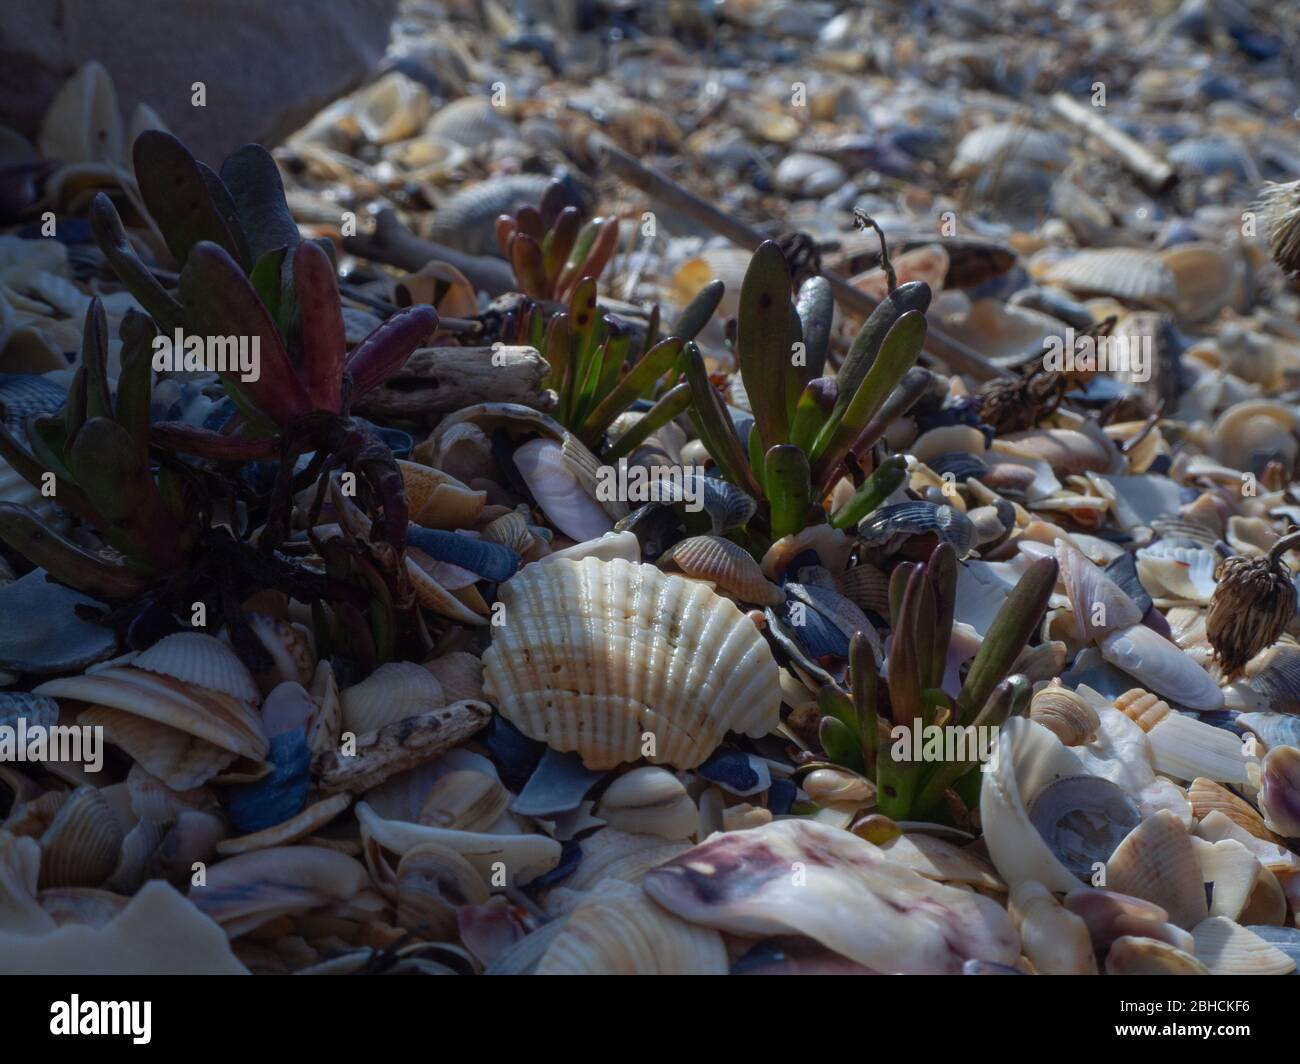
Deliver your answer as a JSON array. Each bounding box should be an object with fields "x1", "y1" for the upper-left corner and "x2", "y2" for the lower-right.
[
  {"x1": 681, "y1": 238, "x2": 931, "y2": 546},
  {"x1": 494, "y1": 180, "x2": 619, "y2": 302},
  {"x1": 816, "y1": 544, "x2": 1059, "y2": 824}
]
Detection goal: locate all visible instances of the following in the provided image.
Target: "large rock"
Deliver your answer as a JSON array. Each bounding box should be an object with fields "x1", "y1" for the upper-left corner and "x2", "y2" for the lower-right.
[{"x1": 0, "y1": 0, "x2": 399, "y2": 163}]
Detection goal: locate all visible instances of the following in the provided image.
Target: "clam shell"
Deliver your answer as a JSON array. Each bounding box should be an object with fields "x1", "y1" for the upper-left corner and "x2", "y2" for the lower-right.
[
  {"x1": 593, "y1": 766, "x2": 698, "y2": 840},
  {"x1": 397, "y1": 460, "x2": 487, "y2": 530},
  {"x1": 1027, "y1": 774, "x2": 1140, "y2": 881},
  {"x1": 132, "y1": 633, "x2": 260, "y2": 705},
  {"x1": 1041, "y1": 249, "x2": 1178, "y2": 309},
  {"x1": 341, "y1": 662, "x2": 445, "y2": 735},
  {"x1": 1064, "y1": 886, "x2": 1195, "y2": 954},
  {"x1": 425, "y1": 96, "x2": 518, "y2": 148},
  {"x1": 1029, "y1": 682, "x2": 1101, "y2": 745},
  {"x1": 660, "y1": 535, "x2": 783, "y2": 606},
  {"x1": 424, "y1": 652, "x2": 485, "y2": 704},
  {"x1": 1105, "y1": 935, "x2": 1210, "y2": 975},
  {"x1": 1008, "y1": 880, "x2": 1097, "y2": 975},
  {"x1": 39, "y1": 786, "x2": 124, "y2": 889},
  {"x1": 1259, "y1": 745, "x2": 1300, "y2": 837},
  {"x1": 537, "y1": 880, "x2": 727, "y2": 975},
  {"x1": 1105, "y1": 810, "x2": 1208, "y2": 929},
  {"x1": 215, "y1": 793, "x2": 352, "y2": 856},
  {"x1": 418, "y1": 769, "x2": 509, "y2": 832},
  {"x1": 80, "y1": 705, "x2": 236, "y2": 790},
  {"x1": 245, "y1": 615, "x2": 315, "y2": 693},
  {"x1": 995, "y1": 428, "x2": 1122, "y2": 476},
  {"x1": 950, "y1": 123, "x2": 1066, "y2": 177},
  {"x1": 1191, "y1": 916, "x2": 1295, "y2": 975},
  {"x1": 834, "y1": 562, "x2": 891, "y2": 616},
  {"x1": 1191, "y1": 836, "x2": 1260, "y2": 921},
  {"x1": 952, "y1": 299, "x2": 1067, "y2": 367},
  {"x1": 430, "y1": 173, "x2": 551, "y2": 255},
  {"x1": 1099, "y1": 626, "x2": 1224, "y2": 710},
  {"x1": 1188, "y1": 777, "x2": 1274, "y2": 842},
  {"x1": 483, "y1": 558, "x2": 780, "y2": 770},
  {"x1": 857, "y1": 501, "x2": 974, "y2": 557},
  {"x1": 38, "y1": 60, "x2": 122, "y2": 164},
  {"x1": 1160, "y1": 242, "x2": 1236, "y2": 324},
  {"x1": 1210, "y1": 400, "x2": 1297, "y2": 475},
  {"x1": 512, "y1": 437, "x2": 614, "y2": 543},
  {"x1": 394, "y1": 842, "x2": 490, "y2": 938},
  {"x1": 351, "y1": 71, "x2": 430, "y2": 144},
  {"x1": 1115, "y1": 690, "x2": 1252, "y2": 784},
  {"x1": 643, "y1": 818, "x2": 1020, "y2": 974},
  {"x1": 1056, "y1": 540, "x2": 1143, "y2": 643}
]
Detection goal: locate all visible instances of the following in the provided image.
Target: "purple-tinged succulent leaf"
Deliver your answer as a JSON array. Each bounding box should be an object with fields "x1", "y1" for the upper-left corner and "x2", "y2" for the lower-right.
[
  {"x1": 219, "y1": 144, "x2": 301, "y2": 263},
  {"x1": 150, "y1": 421, "x2": 278, "y2": 461},
  {"x1": 344, "y1": 305, "x2": 438, "y2": 403},
  {"x1": 0, "y1": 502, "x2": 151, "y2": 599},
  {"x1": 133, "y1": 131, "x2": 245, "y2": 269},
  {"x1": 89, "y1": 193, "x2": 186, "y2": 333},
  {"x1": 292, "y1": 241, "x2": 347, "y2": 413}
]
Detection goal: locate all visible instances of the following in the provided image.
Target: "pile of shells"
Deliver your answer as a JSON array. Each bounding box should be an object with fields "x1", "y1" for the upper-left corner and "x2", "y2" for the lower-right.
[{"x1": 3, "y1": 0, "x2": 1300, "y2": 976}]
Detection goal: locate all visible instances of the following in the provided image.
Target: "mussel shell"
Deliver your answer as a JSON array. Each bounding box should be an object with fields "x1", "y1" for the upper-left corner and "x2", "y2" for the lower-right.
[
  {"x1": 927, "y1": 452, "x2": 988, "y2": 481},
  {"x1": 0, "y1": 570, "x2": 117, "y2": 674},
  {"x1": 511, "y1": 747, "x2": 607, "y2": 818},
  {"x1": 1027, "y1": 774, "x2": 1141, "y2": 883},
  {"x1": 857, "y1": 501, "x2": 975, "y2": 557},
  {"x1": 0, "y1": 373, "x2": 66, "y2": 432},
  {"x1": 405, "y1": 527, "x2": 520, "y2": 582}
]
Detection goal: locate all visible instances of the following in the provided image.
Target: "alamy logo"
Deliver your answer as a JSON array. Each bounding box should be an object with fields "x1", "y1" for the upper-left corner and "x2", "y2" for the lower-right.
[
  {"x1": 50, "y1": 997, "x2": 151, "y2": 1044},
  {"x1": 152, "y1": 329, "x2": 261, "y2": 382},
  {"x1": 1042, "y1": 327, "x2": 1151, "y2": 382},
  {"x1": 0, "y1": 718, "x2": 102, "y2": 772}
]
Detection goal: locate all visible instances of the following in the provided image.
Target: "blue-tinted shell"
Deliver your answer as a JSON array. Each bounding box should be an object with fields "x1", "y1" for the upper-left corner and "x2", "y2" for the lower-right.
[
  {"x1": 406, "y1": 527, "x2": 520, "y2": 582},
  {"x1": 227, "y1": 727, "x2": 311, "y2": 833}
]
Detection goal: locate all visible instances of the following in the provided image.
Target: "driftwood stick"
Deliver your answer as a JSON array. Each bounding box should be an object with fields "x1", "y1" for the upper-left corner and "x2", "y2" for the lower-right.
[
  {"x1": 588, "y1": 133, "x2": 1011, "y2": 381},
  {"x1": 1050, "y1": 93, "x2": 1178, "y2": 194},
  {"x1": 314, "y1": 700, "x2": 493, "y2": 793},
  {"x1": 343, "y1": 208, "x2": 518, "y2": 295},
  {"x1": 353, "y1": 345, "x2": 555, "y2": 422}
]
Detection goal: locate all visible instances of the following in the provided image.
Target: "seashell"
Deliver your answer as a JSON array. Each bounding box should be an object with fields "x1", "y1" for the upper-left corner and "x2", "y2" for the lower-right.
[
  {"x1": 1160, "y1": 242, "x2": 1236, "y2": 324},
  {"x1": 510, "y1": 746, "x2": 604, "y2": 819},
  {"x1": 483, "y1": 558, "x2": 779, "y2": 770},
  {"x1": 39, "y1": 786, "x2": 125, "y2": 889},
  {"x1": 1259, "y1": 745, "x2": 1300, "y2": 837},
  {"x1": 660, "y1": 535, "x2": 783, "y2": 606},
  {"x1": 512, "y1": 437, "x2": 614, "y2": 543},
  {"x1": 1241, "y1": 645, "x2": 1300, "y2": 715},
  {"x1": 1099, "y1": 626, "x2": 1224, "y2": 711},
  {"x1": 996, "y1": 428, "x2": 1122, "y2": 477},
  {"x1": 356, "y1": 801, "x2": 560, "y2": 887},
  {"x1": 1029, "y1": 682, "x2": 1100, "y2": 745},
  {"x1": 1134, "y1": 543, "x2": 1217, "y2": 603},
  {"x1": 857, "y1": 501, "x2": 974, "y2": 558},
  {"x1": 761, "y1": 525, "x2": 853, "y2": 580},
  {"x1": 1008, "y1": 881, "x2": 1097, "y2": 975},
  {"x1": 1055, "y1": 540, "x2": 1143, "y2": 643},
  {"x1": 38, "y1": 60, "x2": 122, "y2": 165},
  {"x1": 952, "y1": 299, "x2": 1067, "y2": 367},
  {"x1": 1191, "y1": 836, "x2": 1260, "y2": 921},
  {"x1": 424, "y1": 652, "x2": 484, "y2": 704},
  {"x1": 592, "y1": 766, "x2": 697, "y2": 840},
  {"x1": 834, "y1": 562, "x2": 891, "y2": 616},
  {"x1": 1041, "y1": 249, "x2": 1178, "y2": 310},
  {"x1": 670, "y1": 247, "x2": 751, "y2": 319},
  {"x1": 341, "y1": 662, "x2": 444, "y2": 735},
  {"x1": 1189, "y1": 780, "x2": 1274, "y2": 847},
  {"x1": 397, "y1": 460, "x2": 487, "y2": 530},
  {"x1": 216, "y1": 793, "x2": 351, "y2": 856},
  {"x1": 481, "y1": 510, "x2": 539, "y2": 558},
  {"x1": 430, "y1": 172, "x2": 551, "y2": 255},
  {"x1": 0, "y1": 570, "x2": 116, "y2": 675},
  {"x1": 773, "y1": 152, "x2": 845, "y2": 197},
  {"x1": 395, "y1": 843, "x2": 490, "y2": 939},
  {"x1": 801, "y1": 766, "x2": 874, "y2": 806},
  {"x1": 537, "y1": 880, "x2": 728, "y2": 975},
  {"x1": 351, "y1": 71, "x2": 430, "y2": 144},
  {"x1": 649, "y1": 470, "x2": 756, "y2": 535},
  {"x1": 132, "y1": 632, "x2": 260, "y2": 705},
  {"x1": 1105, "y1": 935, "x2": 1210, "y2": 975},
  {"x1": 1063, "y1": 887, "x2": 1195, "y2": 954},
  {"x1": 82, "y1": 701, "x2": 238, "y2": 794},
  {"x1": 980, "y1": 716, "x2": 1095, "y2": 893},
  {"x1": 1115, "y1": 690, "x2": 1252, "y2": 784},
  {"x1": 405, "y1": 552, "x2": 489, "y2": 626},
  {"x1": 1105, "y1": 810, "x2": 1208, "y2": 930},
  {"x1": 1191, "y1": 916, "x2": 1295, "y2": 975},
  {"x1": 407, "y1": 527, "x2": 519, "y2": 583},
  {"x1": 1026, "y1": 774, "x2": 1140, "y2": 882},
  {"x1": 852, "y1": 245, "x2": 948, "y2": 302},
  {"x1": 1210, "y1": 400, "x2": 1297, "y2": 475},
  {"x1": 950, "y1": 123, "x2": 1066, "y2": 178},
  {"x1": 1244, "y1": 925, "x2": 1300, "y2": 967},
  {"x1": 419, "y1": 769, "x2": 510, "y2": 832},
  {"x1": 190, "y1": 845, "x2": 372, "y2": 937},
  {"x1": 425, "y1": 96, "x2": 518, "y2": 149},
  {"x1": 876, "y1": 832, "x2": 1003, "y2": 891},
  {"x1": 643, "y1": 818, "x2": 1019, "y2": 974},
  {"x1": 257, "y1": 681, "x2": 316, "y2": 739},
  {"x1": 1237, "y1": 712, "x2": 1300, "y2": 753},
  {"x1": 307, "y1": 660, "x2": 342, "y2": 756},
  {"x1": 245, "y1": 614, "x2": 315, "y2": 693},
  {"x1": 39, "y1": 888, "x2": 129, "y2": 929}
]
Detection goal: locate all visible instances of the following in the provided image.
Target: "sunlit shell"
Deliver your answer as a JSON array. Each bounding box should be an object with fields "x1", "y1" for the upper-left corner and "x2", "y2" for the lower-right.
[
  {"x1": 341, "y1": 662, "x2": 445, "y2": 735},
  {"x1": 950, "y1": 123, "x2": 1066, "y2": 177},
  {"x1": 1008, "y1": 880, "x2": 1097, "y2": 974},
  {"x1": 1105, "y1": 935, "x2": 1210, "y2": 975},
  {"x1": 537, "y1": 880, "x2": 727, "y2": 975},
  {"x1": 670, "y1": 247, "x2": 752, "y2": 320},
  {"x1": 133, "y1": 633, "x2": 260, "y2": 704},
  {"x1": 851, "y1": 245, "x2": 949, "y2": 302},
  {"x1": 995, "y1": 428, "x2": 1122, "y2": 476},
  {"x1": 1064, "y1": 886, "x2": 1195, "y2": 954},
  {"x1": 351, "y1": 71, "x2": 430, "y2": 144},
  {"x1": 1259, "y1": 745, "x2": 1300, "y2": 837},
  {"x1": 659, "y1": 535, "x2": 783, "y2": 606},
  {"x1": 1029, "y1": 682, "x2": 1100, "y2": 745},
  {"x1": 1188, "y1": 777, "x2": 1274, "y2": 842},
  {"x1": 512, "y1": 437, "x2": 613, "y2": 543},
  {"x1": 1116, "y1": 691, "x2": 1252, "y2": 784},
  {"x1": 952, "y1": 299, "x2": 1066, "y2": 367},
  {"x1": 1055, "y1": 540, "x2": 1143, "y2": 643},
  {"x1": 1041, "y1": 249, "x2": 1178, "y2": 310},
  {"x1": 834, "y1": 562, "x2": 891, "y2": 616},
  {"x1": 1160, "y1": 242, "x2": 1236, "y2": 324},
  {"x1": 1190, "y1": 836, "x2": 1260, "y2": 921},
  {"x1": 1099, "y1": 626, "x2": 1223, "y2": 710},
  {"x1": 1209, "y1": 400, "x2": 1297, "y2": 475},
  {"x1": 397, "y1": 460, "x2": 487, "y2": 530},
  {"x1": 593, "y1": 767, "x2": 698, "y2": 840},
  {"x1": 1191, "y1": 916, "x2": 1295, "y2": 975},
  {"x1": 1105, "y1": 810, "x2": 1208, "y2": 929},
  {"x1": 483, "y1": 558, "x2": 779, "y2": 770},
  {"x1": 425, "y1": 96, "x2": 517, "y2": 148},
  {"x1": 39, "y1": 786, "x2": 124, "y2": 889}
]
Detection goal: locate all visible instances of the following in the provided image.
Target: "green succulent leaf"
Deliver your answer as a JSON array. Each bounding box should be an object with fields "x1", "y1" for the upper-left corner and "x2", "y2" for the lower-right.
[
  {"x1": 671, "y1": 279, "x2": 725, "y2": 343},
  {"x1": 682, "y1": 342, "x2": 763, "y2": 500},
  {"x1": 542, "y1": 206, "x2": 581, "y2": 287},
  {"x1": 88, "y1": 193, "x2": 185, "y2": 334},
  {"x1": 198, "y1": 161, "x2": 252, "y2": 268},
  {"x1": 810, "y1": 310, "x2": 926, "y2": 484},
  {"x1": 765, "y1": 444, "x2": 812, "y2": 540},
  {"x1": 219, "y1": 144, "x2": 301, "y2": 263},
  {"x1": 510, "y1": 231, "x2": 547, "y2": 299},
  {"x1": 581, "y1": 336, "x2": 684, "y2": 446},
  {"x1": 819, "y1": 715, "x2": 863, "y2": 773},
  {"x1": 115, "y1": 310, "x2": 158, "y2": 459},
  {"x1": 81, "y1": 299, "x2": 113, "y2": 421},
  {"x1": 828, "y1": 454, "x2": 906, "y2": 529},
  {"x1": 850, "y1": 632, "x2": 879, "y2": 771},
  {"x1": 794, "y1": 275, "x2": 833, "y2": 379},
  {"x1": 737, "y1": 240, "x2": 799, "y2": 451},
  {"x1": 133, "y1": 131, "x2": 245, "y2": 269},
  {"x1": 818, "y1": 684, "x2": 860, "y2": 742},
  {"x1": 789, "y1": 377, "x2": 836, "y2": 456},
  {"x1": 603, "y1": 382, "x2": 691, "y2": 463},
  {"x1": 179, "y1": 241, "x2": 312, "y2": 427},
  {"x1": 926, "y1": 543, "x2": 958, "y2": 692},
  {"x1": 0, "y1": 502, "x2": 152, "y2": 599},
  {"x1": 957, "y1": 556, "x2": 1058, "y2": 724},
  {"x1": 293, "y1": 241, "x2": 347, "y2": 413}
]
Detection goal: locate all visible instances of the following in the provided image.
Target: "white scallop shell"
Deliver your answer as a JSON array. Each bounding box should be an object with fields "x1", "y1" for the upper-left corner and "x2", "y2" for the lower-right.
[
  {"x1": 340, "y1": 662, "x2": 444, "y2": 735},
  {"x1": 483, "y1": 558, "x2": 780, "y2": 770},
  {"x1": 133, "y1": 633, "x2": 260, "y2": 704}
]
